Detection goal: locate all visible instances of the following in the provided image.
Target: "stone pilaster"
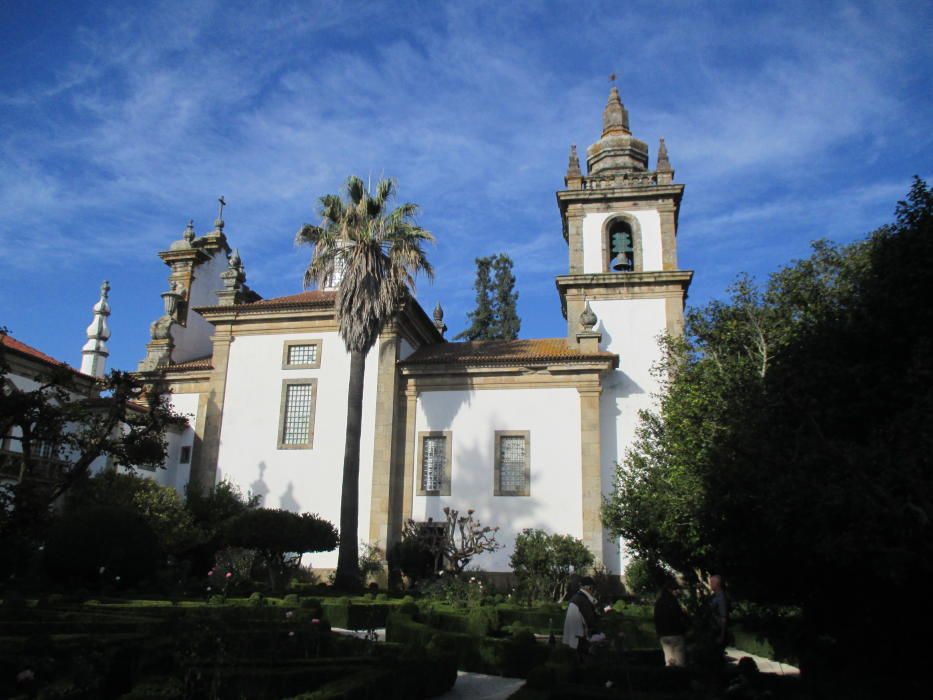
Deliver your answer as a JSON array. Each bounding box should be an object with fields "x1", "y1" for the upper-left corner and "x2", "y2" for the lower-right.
[
  {"x1": 578, "y1": 384, "x2": 604, "y2": 563},
  {"x1": 658, "y1": 203, "x2": 678, "y2": 271},
  {"x1": 368, "y1": 328, "x2": 400, "y2": 549},
  {"x1": 566, "y1": 205, "x2": 585, "y2": 275},
  {"x1": 189, "y1": 325, "x2": 233, "y2": 494},
  {"x1": 399, "y1": 384, "x2": 418, "y2": 524}
]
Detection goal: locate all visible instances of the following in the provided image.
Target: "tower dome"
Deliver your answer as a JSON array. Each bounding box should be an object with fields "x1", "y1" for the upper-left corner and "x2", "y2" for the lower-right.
[{"x1": 585, "y1": 86, "x2": 649, "y2": 175}]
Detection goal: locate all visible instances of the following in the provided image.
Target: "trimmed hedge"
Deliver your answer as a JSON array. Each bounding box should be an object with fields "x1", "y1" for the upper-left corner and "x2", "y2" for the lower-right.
[{"x1": 386, "y1": 611, "x2": 548, "y2": 677}]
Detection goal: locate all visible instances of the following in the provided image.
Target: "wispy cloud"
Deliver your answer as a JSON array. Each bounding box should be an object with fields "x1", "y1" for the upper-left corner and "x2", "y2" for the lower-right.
[{"x1": 0, "y1": 0, "x2": 930, "y2": 367}]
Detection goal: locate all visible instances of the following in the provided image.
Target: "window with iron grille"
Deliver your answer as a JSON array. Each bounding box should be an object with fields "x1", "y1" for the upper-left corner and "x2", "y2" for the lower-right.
[
  {"x1": 282, "y1": 340, "x2": 322, "y2": 369},
  {"x1": 417, "y1": 431, "x2": 452, "y2": 496},
  {"x1": 277, "y1": 379, "x2": 317, "y2": 449},
  {"x1": 495, "y1": 431, "x2": 530, "y2": 496}
]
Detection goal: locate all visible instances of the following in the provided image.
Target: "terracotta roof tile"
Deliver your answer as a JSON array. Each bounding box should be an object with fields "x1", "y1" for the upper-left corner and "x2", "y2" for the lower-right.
[
  {"x1": 1, "y1": 333, "x2": 79, "y2": 373},
  {"x1": 402, "y1": 338, "x2": 616, "y2": 366},
  {"x1": 195, "y1": 290, "x2": 335, "y2": 314},
  {"x1": 244, "y1": 290, "x2": 335, "y2": 307},
  {"x1": 163, "y1": 356, "x2": 213, "y2": 372}
]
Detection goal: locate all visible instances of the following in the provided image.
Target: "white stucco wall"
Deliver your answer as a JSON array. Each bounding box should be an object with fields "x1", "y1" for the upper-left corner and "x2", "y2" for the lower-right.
[
  {"x1": 171, "y1": 250, "x2": 229, "y2": 363},
  {"x1": 581, "y1": 210, "x2": 663, "y2": 274},
  {"x1": 141, "y1": 391, "x2": 199, "y2": 493},
  {"x1": 591, "y1": 297, "x2": 667, "y2": 572},
  {"x1": 215, "y1": 332, "x2": 380, "y2": 569},
  {"x1": 412, "y1": 387, "x2": 583, "y2": 572}
]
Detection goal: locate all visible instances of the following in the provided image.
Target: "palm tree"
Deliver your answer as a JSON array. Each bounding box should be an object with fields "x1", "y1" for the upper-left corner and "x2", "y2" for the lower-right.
[{"x1": 297, "y1": 176, "x2": 433, "y2": 590}]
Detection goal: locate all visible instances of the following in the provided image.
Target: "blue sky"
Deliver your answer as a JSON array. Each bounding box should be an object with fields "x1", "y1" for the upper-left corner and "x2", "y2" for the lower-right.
[{"x1": 1, "y1": 0, "x2": 931, "y2": 372}]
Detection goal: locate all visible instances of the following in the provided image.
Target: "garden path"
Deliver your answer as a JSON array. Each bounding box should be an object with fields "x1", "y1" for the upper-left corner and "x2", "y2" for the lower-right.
[
  {"x1": 437, "y1": 671, "x2": 526, "y2": 700},
  {"x1": 726, "y1": 647, "x2": 799, "y2": 676}
]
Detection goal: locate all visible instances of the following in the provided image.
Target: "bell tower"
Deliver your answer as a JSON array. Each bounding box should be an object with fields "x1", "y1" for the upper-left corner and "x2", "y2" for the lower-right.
[
  {"x1": 557, "y1": 86, "x2": 691, "y2": 337},
  {"x1": 557, "y1": 87, "x2": 692, "y2": 571}
]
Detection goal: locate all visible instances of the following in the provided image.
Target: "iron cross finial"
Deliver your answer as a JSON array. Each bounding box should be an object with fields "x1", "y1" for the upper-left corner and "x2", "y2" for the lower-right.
[
  {"x1": 609, "y1": 72, "x2": 617, "y2": 84},
  {"x1": 217, "y1": 195, "x2": 226, "y2": 220}
]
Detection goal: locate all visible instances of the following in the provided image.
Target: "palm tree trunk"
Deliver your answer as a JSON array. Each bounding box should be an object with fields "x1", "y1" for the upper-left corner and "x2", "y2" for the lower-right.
[{"x1": 334, "y1": 349, "x2": 365, "y2": 590}]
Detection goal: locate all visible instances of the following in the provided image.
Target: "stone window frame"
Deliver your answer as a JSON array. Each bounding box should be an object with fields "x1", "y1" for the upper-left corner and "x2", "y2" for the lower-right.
[
  {"x1": 281, "y1": 340, "x2": 323, "y2": 370},
  {"x1": 416, "y1": 430, "x2": 452, "y2": 496},
  {"x1": 494, "y1": 430, "x2": 531, "y2": 497},
  {"x1": 601, "y1": 213, "x2": 644, "y2": 273},
  {"x1": 277, "y1": 378, "x2": 319, "y2": 450}
]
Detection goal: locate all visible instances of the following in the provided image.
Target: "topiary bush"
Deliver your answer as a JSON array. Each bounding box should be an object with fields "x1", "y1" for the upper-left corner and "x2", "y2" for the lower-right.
[
  {"x1": 510, "y1": 529, "x2": 593, "y2": 603},
  {"x1": 43, "y1": 505, "x2": 161, "y2": 588}
]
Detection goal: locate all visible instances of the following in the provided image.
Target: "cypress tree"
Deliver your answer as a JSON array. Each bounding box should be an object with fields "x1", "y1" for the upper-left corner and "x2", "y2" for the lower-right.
[
  {"x1": 454, "y1": 256, "x2": 495, "y2": 340},
  {"x1": 455, "y1": 254, "x2": 521, "y2": 341},
  {"x1": 492, "y1": 254, "x2": 520, "y2": 340}
]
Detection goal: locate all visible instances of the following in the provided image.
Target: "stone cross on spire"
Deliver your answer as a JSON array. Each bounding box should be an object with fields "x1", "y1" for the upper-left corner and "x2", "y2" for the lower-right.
[
  {"x1": 81, "y1": 280, "x2": 111, "y2": 377},
  {"x1": 214, "y1": 195, "x2": 226, "y2": 231}
]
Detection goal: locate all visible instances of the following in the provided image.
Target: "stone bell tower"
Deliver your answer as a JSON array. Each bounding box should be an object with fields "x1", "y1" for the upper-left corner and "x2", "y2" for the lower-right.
[
  {"x1": 557, "y1": 86, "x2": 691, "y2": 338},
  {"x1": 557, "y1": 86, "x2": 692, "y2": 571}
]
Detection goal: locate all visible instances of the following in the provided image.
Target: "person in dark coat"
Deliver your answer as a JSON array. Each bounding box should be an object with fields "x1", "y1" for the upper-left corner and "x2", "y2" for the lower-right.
[
  {"x1": 562, "y1": 576, "x2": 605, "y2": 651},
  {"x1": 654, "y1": 578, "x2": 688, "y2": 666}
]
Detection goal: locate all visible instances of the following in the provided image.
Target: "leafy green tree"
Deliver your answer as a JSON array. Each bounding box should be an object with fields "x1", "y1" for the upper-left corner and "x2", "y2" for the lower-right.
[
  {"x1": 510, "y1": 528, "x2": 593, "y2": 603},
  {"x1": 455, "y1": 254, "x2": 520, "y2": 340},
  {"x1": 603, "y1": 178, "x2": 933, "y2": 676},
  {"x1": 68, "y1": 471, "x2": 198, "y2": 557},
  {"x1": 223, "y1": 508, "x2": 338, "y2": 592},
  {"x1": 297, "y1": 176, "x2": 433, "y2": 590}
]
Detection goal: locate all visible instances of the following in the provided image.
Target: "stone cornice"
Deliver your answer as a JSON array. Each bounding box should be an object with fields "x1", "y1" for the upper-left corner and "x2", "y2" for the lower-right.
[
  {"x1": 157, "y1": 247, "x2": 211, "y2": 266},
  {"x1": 556, "y1": 182, "x2": 684, "y2": 212},
  {"x1": 399, "y1": 361, "x2": 615, "y2": 392},
  {"x1": 556, "y1": 270, "x2": 693, "y2": 317}
]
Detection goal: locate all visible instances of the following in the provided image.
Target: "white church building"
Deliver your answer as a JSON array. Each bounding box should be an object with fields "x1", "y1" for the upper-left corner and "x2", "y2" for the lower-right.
[{"x1": 134, "y1": 88, "x2": 692, "y2": 574}]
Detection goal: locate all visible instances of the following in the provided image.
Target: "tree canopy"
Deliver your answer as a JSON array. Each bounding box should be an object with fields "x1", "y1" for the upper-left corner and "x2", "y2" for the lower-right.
[
  {"x1": 455, "y1": 254, "x2": 520, "y2": 340},
  {"x1": 603, "y1": 178, "x2": 933, "y2": 672}
]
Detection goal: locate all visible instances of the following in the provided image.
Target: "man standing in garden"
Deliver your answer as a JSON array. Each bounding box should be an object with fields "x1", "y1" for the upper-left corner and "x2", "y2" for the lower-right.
[
  {"x1": 653, "y1": 579, "x2": 688, "y2": 666},
  {"x1": 709, "y1": 574, "x2": 730, "y2": 651},
  {"x1": 562, "y1": 576, "x2": 604, "y2": 651}
]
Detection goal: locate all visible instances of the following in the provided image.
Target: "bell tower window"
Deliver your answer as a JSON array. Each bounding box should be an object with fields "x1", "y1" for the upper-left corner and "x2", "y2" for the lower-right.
[
  {"x1": 608, "y1": 219, "x2": 635, "y2": 272},
  {"x1": 600, "y1": 215, "x2": 643, "y2": 273}
]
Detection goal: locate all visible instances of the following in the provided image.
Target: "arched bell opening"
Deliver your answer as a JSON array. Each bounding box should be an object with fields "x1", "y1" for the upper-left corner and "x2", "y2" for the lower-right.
[{"x1": 602, "y1": 214, "x2": 642, "y2": 273}]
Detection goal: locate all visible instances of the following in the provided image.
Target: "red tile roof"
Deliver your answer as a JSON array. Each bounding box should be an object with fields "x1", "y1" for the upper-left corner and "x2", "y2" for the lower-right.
[
  {"x1": 163, "y1": 356, "x2": 213, "y2": 372},
  {"x1": 1, "y1": 333, "x2": 78, "y2": 373},
  {"x1": 402, "y1": 338, "x2": 617, "y2": 366},
  {"x1": 195, "y1": 290, "x2": 336, "y2": 314}
]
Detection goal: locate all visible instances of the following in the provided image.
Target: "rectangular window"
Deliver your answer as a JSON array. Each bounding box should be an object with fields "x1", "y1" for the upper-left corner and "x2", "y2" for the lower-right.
[
  {"x1": 277, "y1": 379, "x2": 318, "y2": 449},
  {"x1": 282, "y1": 340, "x2": 322, "y2": 369},
  {"x1": 495, "y1": 431, "x2": 530, "y2": 496},
  {"x1": 417, "y1": 430, "x2": 452, "y2": 496},
  {"x1": 179, "y1": 446, "x2": 191, "y2": 464}
]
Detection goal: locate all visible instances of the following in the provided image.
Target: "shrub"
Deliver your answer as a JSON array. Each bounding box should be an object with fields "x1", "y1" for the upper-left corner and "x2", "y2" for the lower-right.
[
  {"x1": 223, "y1": 509, "x2": 338, "y2": 593},
  {"x1": 510, "y1": 529, "x2": 594, "y2": 603},
  {"x1": 283, "y1": 593, "x2": 300, "y2": 607},
  {"x1": 358, "y1": 543, "x2": 385, "y2": 585},
  {"x1": 43, "y1": 505, "x2": 160, "y2": 588},
  {"x1": 67, "y1": 471, "x2": 199, "y2": 557},
  {"x1": 623, "y1": 556, "x2": 666, "y2": 597}
]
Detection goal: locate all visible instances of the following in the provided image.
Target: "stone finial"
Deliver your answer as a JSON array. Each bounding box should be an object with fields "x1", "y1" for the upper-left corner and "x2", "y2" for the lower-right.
[
  {"x1": 81, "y1": 280, "x2": 111, "y2": 377},
  {"x1": 657, "y1": 137, "x2": 672, "y2": 171},
  {"x1": 602, "y1": 86, "x2": 631, "y2": 137},
  {"x1": 214, "y1": 195, "x2": 226, "y2": 232},
  {"x1": 433, "y1": 301, "x2": 447, "y2": 337},
  {"x1": 566, "y1": 145, "x2": 582, "y2": 178},
  {"x1": 580, "y1": 301, "x2": 597, "y2": 331},
  {"x1": 217, "y1": 247, "x2": 247, "y2": 306},
  {"x1": 656, "y1": 137, "x2": 674, "y2": 184},
  {"x1": 576, "y1": 301, "x2": 602, "y2": 353},
  {"x1": 170, "y1": 219, "x2": 196, "y2": 250}
]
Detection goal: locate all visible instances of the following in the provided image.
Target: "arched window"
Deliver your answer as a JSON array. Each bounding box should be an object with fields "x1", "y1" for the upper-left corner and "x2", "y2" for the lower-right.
[
  {"x1": 603, "y1": 215, "x2": 642, "y2": 273},
  {"x1": 608, "y1": 219, "x2": 634, "y2": 271}
]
